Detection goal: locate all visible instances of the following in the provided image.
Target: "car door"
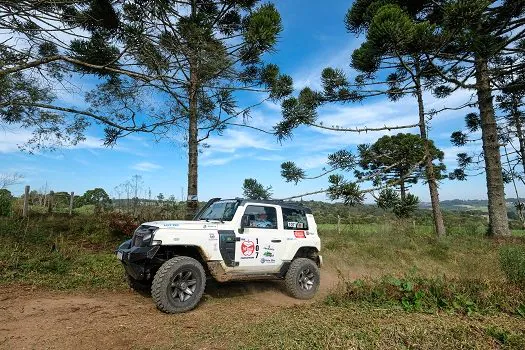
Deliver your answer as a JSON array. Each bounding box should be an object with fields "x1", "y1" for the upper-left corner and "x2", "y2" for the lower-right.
[{"x1": 235, "y1": 204, "x2": 284, "y2": 273}]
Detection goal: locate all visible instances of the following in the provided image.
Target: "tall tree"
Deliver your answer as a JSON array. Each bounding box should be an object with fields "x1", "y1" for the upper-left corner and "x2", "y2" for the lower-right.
[
  {"x1": 344, "y1": 1, "x2": 449, "y2": 236},
  {"x1": 242, "y1": 178, "x2": 272, "y2": 200},
  {"x1": 89, "y1": 0, "x2": 292, "y2": 218},
  {"x1": 274, "y1": 1, "x2": 449, "y2": 235},
  {"x1": 427, "y1": 0, "x2": 525, "y2": 236}
]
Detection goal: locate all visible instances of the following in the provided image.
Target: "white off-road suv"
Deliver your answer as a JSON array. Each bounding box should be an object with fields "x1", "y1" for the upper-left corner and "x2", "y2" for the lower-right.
[{"x1": 116, "y1": 198, "x2": 322, "y2": 313}]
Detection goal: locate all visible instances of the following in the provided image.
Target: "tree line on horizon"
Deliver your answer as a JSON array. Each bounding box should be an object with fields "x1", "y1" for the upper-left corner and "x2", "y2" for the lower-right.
[{"x1": 1, "y1": 1, "x2": 524, "y2": 236}]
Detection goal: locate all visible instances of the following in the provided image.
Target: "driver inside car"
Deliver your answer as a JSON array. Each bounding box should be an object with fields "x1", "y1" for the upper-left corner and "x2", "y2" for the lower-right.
[{"x1": 253, "y1": 212, "x2": 274, "y2": 228}]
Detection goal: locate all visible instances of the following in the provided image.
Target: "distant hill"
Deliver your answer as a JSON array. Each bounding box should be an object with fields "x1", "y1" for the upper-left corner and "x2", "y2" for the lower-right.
[{"x1": 419, "y1": 198, "x2": 524, "y2": 213}]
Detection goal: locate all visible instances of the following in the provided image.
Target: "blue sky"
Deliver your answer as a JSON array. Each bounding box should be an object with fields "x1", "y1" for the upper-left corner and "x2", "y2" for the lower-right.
[{"x1": 1, "y1": 0, "x2": 520, "y2": 202}]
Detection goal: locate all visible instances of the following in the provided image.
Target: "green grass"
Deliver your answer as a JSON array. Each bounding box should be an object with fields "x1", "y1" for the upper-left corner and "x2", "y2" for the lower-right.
[
  {"x1": 0, "y1": 215, "x2": 128, "y2": 290},
  {"x1": 512, "y1": 229, "x2": 525, "y2": 237},
  {"x1": 317, "y1": 222, "x2": 508, "y2": 281},
  {"x1": 326, "y1": 274, "x2": 525, "y2": 316},
  {"x1": 226, "y1": 306, "x2": 525, "y2": 350}
]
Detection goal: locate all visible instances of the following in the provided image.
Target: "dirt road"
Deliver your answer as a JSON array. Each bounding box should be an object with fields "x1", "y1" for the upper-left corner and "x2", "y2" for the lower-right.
[{"x1": 0, "y1": 269, "x2": 340, "y2": 350}]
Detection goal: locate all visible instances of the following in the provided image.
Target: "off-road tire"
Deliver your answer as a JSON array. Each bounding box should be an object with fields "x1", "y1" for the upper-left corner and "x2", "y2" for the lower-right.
[
  {"x1": 151, "y1": 256, "x2": 206, "y2": 313},
  {"x1": 126, "y1": 274, "x2": 152, "y2": 295},
  {"x1": 284, "y1": 258, "x2": 320, "y2": 299}
]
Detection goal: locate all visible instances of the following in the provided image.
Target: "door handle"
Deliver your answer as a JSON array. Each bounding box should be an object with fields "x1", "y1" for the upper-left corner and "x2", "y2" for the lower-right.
[{"x1": 271, "y1": 239, "x2": 281, "y2": 243}]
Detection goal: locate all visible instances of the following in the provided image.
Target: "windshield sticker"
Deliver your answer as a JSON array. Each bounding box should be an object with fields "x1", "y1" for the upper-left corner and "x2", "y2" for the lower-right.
[
  {"x1": 287, "y1": 222, "x2": 297, "y2": 228},
  {"x1": 296, "y1": 223, "x2": 304, "y2": 228},
  {"x1": 294, "y1": 230, "x2": 306, "y2": 238}
]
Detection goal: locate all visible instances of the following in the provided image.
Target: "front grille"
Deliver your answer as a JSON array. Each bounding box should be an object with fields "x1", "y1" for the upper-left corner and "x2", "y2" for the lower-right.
[{"x1": 132, "y1": 225, "x2": 157, "y2": 247}]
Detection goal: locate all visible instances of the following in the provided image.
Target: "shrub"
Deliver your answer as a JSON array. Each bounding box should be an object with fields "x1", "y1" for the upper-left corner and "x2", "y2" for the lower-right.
[
  {"x1": 0, "y1": 189, "x2": 13, "y2": 216},
  {"x1": 327, "y1": 274, "x2": 525, "y2": 316},
  {"x1": 104, "y1": 211, "x2": 138, "y2": 237},
  {"x1": 499, "y1": 245, "x2": 525, "y2": 286}
]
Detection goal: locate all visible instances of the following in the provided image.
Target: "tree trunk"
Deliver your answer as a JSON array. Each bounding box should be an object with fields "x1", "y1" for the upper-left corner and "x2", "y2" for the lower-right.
[
  {"x1": 414, "y1": 64, "x2": 446, "y2": 237},
  {"x1": 475, "y1": 56, "x2": 510, "y2": 236},
  {"x1": 186, "y1": 66, "x2": 199, "y2": 220},
  {"x1": 400, "y1": 179, "x2": 406, "y2": 201},
  {"x1": 511, "y1": 94, "x2": 525, "y2": 174}
]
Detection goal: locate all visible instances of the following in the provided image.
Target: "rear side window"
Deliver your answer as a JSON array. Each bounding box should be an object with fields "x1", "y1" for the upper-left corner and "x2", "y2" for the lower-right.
[{"x1": 282, "y1": 207, "x2": 309, "y2": 230}]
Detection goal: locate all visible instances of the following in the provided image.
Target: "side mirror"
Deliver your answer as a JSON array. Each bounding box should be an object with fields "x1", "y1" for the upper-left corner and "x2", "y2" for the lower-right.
[{"x1": 239, "y1": 214, "x2": 250, "y2": 233}]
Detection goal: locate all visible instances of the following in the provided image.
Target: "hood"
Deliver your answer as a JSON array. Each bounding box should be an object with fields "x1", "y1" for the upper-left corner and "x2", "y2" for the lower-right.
[{"x1": 142, "y1": 220, "x2": 223, "y2": 230}]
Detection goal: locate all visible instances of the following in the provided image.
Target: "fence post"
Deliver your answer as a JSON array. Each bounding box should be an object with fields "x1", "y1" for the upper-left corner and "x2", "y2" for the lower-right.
[
  {"x1": 337, "y1": 215, "x2": 341, "y2": 235},
  {"x1": 69, "y1": 191, "x2": 74, "y2": 216},
  {"x1": 48, "y1": 191, "x2": 54, "y2": 214},
  {"x1": 23, "y1": 185, "x2": 30, "y2": 218}
]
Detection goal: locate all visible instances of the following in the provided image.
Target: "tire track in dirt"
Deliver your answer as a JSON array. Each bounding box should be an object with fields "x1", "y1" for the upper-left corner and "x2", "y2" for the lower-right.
[{"x1": 0, "y1": 270, "x2": 343, "y2": 350}]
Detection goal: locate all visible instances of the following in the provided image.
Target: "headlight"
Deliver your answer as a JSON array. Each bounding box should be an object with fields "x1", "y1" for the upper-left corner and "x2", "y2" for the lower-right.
[
  {"x1": 142, "y1": 233, "x2": 152, "y2": 243},
  {"x1": 132, "y1": 225, "x2": 159, "y2": 247},
  {"x1": 141, "y1": 231, "x2": 162, "y2": 245}
]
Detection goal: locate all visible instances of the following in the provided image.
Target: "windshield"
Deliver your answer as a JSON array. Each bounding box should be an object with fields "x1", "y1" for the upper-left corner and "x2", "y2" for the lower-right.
[{"x1": 199, "y1": 200, "x2": 238, "y2": 221}]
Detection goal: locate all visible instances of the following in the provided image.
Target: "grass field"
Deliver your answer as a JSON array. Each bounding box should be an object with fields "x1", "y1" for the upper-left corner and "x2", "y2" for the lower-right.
[{"x1": 1, "y1": 215, "x2": 525, "y2": 349}]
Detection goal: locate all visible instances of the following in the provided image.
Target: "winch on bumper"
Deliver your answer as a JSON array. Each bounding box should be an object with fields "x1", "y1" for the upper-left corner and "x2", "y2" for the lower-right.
[{"x1": 116, "y1": 239, "x2": 160, "y2": 280}]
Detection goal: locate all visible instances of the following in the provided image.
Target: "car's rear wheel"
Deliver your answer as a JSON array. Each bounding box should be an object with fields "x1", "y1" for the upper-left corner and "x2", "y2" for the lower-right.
[
  {"x1": 151, "y1": 256, "x2": 206, "y2": 313},
  {"x1": 284, "y1": 258, "x2": 320, "y2": 299}
]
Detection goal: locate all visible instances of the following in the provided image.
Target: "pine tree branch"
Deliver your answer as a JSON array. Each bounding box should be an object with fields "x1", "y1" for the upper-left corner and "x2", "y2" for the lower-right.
[
  {"x1": 306, "y1": 122, "x2": 420, "y2": 133},
  {"x1": 0, "y1": 54, "x2": 160, "y2": 83}
]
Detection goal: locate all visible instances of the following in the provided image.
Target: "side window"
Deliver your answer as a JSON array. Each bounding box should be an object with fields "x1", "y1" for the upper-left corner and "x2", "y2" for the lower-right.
[
  {"x1": 243, "y1": 205, "x2": 277, "y2": 229},
  {"x1": 282, "y1": 208, "x2": 309, "y2": 230}
]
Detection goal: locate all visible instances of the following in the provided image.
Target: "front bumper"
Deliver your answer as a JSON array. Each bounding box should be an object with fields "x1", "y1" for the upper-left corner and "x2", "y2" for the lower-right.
[{"x1": 116, "y1": 239, "x2": 160, "y2": 280}]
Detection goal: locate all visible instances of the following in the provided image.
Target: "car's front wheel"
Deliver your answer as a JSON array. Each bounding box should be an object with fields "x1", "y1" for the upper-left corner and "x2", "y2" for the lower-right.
[
  {"x1": 151, "y1": 256, "x2": 206, "y2": 313},
  {"x1": 284, "y1": 258, "x2": 320, "y2": 299}
]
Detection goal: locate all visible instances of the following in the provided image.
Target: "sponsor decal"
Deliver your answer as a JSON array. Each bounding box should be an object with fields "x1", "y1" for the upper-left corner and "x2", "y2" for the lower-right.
[
  {"x1": 263, "y1": 251, "x2": 274, "y2": 257},
  {"x1": 173, "y1": 237, "x2": 180, "y2": 241},
  {"x1": 294, "y1": 230, "x2": 306, "y2": 238},
  {"x1": 260, "y1": 257, "x2": 276, "y2": 264},
  {"x1": 164, "y1": 223, "x2": 179, "y2": 227},
  {"x1": 263, "y1": 245, "x2": 274, "y2": 251},
  {"x1": 241, "y1": 240, "x2": 255, "y2": 256},
  {"x1": 286, "y1": 237, "x2": 296, "y2": 241},
  {"x1": 209, "y1": 233, "x2": 216, "y2": 240},
  {"x1": 240, "y1": 256, "x2": 255, "y2": 260}
]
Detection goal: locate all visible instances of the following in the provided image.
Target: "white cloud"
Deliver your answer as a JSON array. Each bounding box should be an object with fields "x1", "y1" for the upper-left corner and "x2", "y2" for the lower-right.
[
  {"x1": 201, "y1": 154, "x2": 243, "y2": 166},
  {"x1": 254, "y1": 154, "x2": 286, "y2": 162},
  {"x1": 131, "y1": 162, "x2": 163, "y2": 172},
  {"x1": 0, "y1": 130, "x2": 33, "y2": 153},
  {"x1": 205, "y1": 129, "x2": 278, "y2": 154},
  {"x1": 292, "y1": 40, "x2": 363, "y2": 90},
  {"x1": 294, "y1": 154, "x2": 328, "y2": 170}
]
